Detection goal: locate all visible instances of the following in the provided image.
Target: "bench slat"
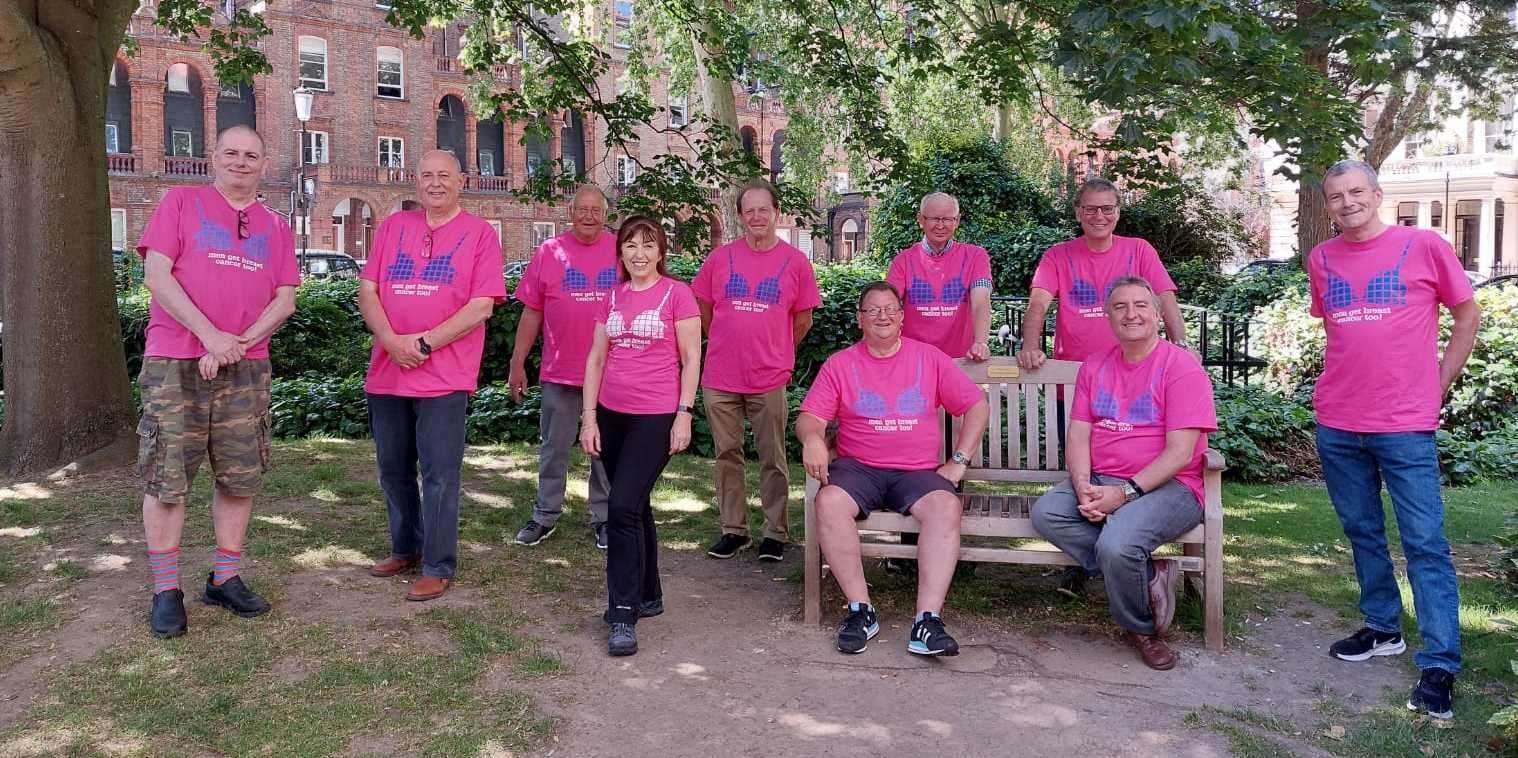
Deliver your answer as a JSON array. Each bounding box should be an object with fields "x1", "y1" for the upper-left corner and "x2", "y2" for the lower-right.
[
  {"x1": 1024, "y1": 384, "x2": 1039, "y2": 470},
  {"x1": 857, "y1": 510, "x2": 1206, "y2": 543},
  {"x1": 1008, "y1": 383, "x2": 1021, "y2": 469},
  {"x1": 1043, "y1": 383, "x2": 1058, "y2": 470},
  {"x1": 854, "y1": 543, "x2": 1204, "y2": 572},
  {"x1": 987, "y1": 383, "x2": 1002, "y2": 468}
]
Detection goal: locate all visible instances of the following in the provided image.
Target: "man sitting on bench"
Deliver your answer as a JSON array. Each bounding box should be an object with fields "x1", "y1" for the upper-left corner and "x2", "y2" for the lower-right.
[
  {"x1": 1031, "y1": 276, "x2": 1216, "y2": 671},
  {"x1": 797, "y1": 281, "x2": 989, "y2": 656}
]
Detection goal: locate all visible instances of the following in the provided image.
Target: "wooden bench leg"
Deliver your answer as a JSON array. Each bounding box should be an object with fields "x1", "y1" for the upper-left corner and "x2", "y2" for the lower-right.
[
  {"x1": 804, "y1": 477, "x2": 822, "y2": 626},
  {"x1": 1203, "y1": 518, "x2": 1224, "y2": 653},
  {"x1": 1183, "y1": 542, "x2": 1203, "y2": 600}
]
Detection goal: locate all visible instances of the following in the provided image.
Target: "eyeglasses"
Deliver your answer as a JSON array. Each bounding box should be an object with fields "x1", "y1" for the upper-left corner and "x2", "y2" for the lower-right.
[
  {"x1": 236, "y1": 209, "x2": 250, "y2": 240},
  {"x1": 858, "y1": 306, "x2": 903, "y2": 318},
  {"x1": 920, "y1": 215, "x2": 959, "y2": 226},
  {"x1": 571, "y1": 206, "x2": 606, "y2": 217},
  {"x1": 1077, "y1": 204, "x2": 1118, "y2": 216}
]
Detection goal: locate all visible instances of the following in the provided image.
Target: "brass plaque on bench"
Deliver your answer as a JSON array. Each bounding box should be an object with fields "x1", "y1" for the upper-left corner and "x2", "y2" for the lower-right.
[{"x1": 986, "y1": 365, "x2": 1021, "y2": 379}]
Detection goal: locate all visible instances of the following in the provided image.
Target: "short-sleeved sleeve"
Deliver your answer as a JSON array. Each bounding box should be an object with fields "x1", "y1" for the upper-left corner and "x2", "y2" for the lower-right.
[
  {"x1": 1427, "y1": 235, "x2": 1476, "y2": 308},
  {"x1": 933, "y1": 351, "x2": 983, "y2": 416},
  {"x1": 1163, "y1": 360, "x2": 1218, "y2": 433},
  {"x1": 469, "y1": 226, "x2": 508, "y2": 302},
  {"x1": 671, "y1": 281, "x2": 701, "y2": 321},
  {"x1": 1306, "y1": 246, "x2": 1325, "y2": 318},
  {"x1": 691, "y1": 251, "x2": 717, "y2": 302},
  {"x1": 969, "y1": 246, "x2": 993, "y2": 290},
  {"x1": 359, "y1": 219, "x2": 390, "y2": 283},
  {"x1": 137, "y1": 189, "x2": 187, "y2": 261},
  {"x1": 513, "y1": 246, "x2": 548, "y2": 310},
  {"x1": 271, "y1": 217, "x2": 301, "y2": 288},
  {"x1": 1030, "y1": 243, "x2": 1062, "y2": 294},
  {"x1": 1071, "y1": 360, "x2": 1096, "y2": 423},
  {"x1": 1135, "y1": 240, "x2": 1177, "y2": 292},
  {"x1": 800, "y1": 357, "x2": 844, "y2": 421},
  {"x1": 885, "y1": 253, "x2": 909, "y2": 296},
  {"x1": 594, "y1": 287, "x2": 614, "y2": 325},
  {"x1": 792, "y1": 253, "x2": 823, "y2": 311}
]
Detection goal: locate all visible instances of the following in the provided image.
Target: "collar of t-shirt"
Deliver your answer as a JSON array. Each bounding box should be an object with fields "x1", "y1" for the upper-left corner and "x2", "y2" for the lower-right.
[{"x1": 920, "y1": 238, "x2": 954, "y2": 257}]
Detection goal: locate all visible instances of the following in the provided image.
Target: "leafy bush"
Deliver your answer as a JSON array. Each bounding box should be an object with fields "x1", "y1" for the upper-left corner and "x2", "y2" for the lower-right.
[
  {"x1": 1114, "y1": 181, "x2": 1264, "y2": 272},
  {"x1": 269, "y1": 278, "x2": 371, "y2": 379},
  {"x1": 269, "y1": 374, "x2": 369, "y2": 439},
  {"x1": 1210, "y1": 266, "x2": 1308, "y2": 317},
  {"x1": 793, "y1": 262, "x2": 886, "y2": 387},
  {"x1": 1210, "y1": 385, "x2": 1320, "y2": 482}
]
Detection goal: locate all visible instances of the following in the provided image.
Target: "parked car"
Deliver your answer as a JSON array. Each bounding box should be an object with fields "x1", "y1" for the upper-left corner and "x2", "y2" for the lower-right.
[
  {"x1": 1476, "y1": 273, "x2": 1518, "y2": 290},
  {"x1": 1233, "y1": 259, "x2": 1293, "y2": 276},
  {"x1": 504, "y1": 259, "x2": 529, "y2": 279},
  {"x1": 299, "y1": 250, "x2": 361, "y2": 279}
]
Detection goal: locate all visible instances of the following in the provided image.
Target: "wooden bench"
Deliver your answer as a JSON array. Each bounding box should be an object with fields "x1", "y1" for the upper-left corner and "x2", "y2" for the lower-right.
[{"x1": 801, "y1": 357, "x2": 1227, "y2": 652}]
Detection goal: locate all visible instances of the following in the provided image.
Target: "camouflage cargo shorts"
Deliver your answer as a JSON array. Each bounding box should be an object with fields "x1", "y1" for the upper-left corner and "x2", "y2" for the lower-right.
[{"x1": 135, "y1": 357, "x2": 274, "y2": 505}]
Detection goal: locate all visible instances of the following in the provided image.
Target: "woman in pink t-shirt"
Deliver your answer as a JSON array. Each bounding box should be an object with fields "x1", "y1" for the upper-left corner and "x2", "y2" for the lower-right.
[{"x1": 579, "y1": 216, "x2": 702, "y2": 657}]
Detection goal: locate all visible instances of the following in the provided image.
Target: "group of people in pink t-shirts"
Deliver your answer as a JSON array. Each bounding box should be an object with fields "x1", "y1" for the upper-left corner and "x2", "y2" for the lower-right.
[{"x1": 128, "y1": 126, "x2": 1478, "y2": 717}]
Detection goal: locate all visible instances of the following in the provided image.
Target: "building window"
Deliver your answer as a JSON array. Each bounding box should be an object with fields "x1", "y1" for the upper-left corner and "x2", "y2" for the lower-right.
[
  {"x1": 478, "y1": 150, "x2": 496, "y2": 176},
  {"x1": 616, "y1": 156, "x2": 637, "y2": 186},
  {"x1": 562, "y1": 156, "x2": 578, "y2": 177},
  {"x1": 299, "y1": 36, "x2": 328, "y2": 90},
  {"x1": 378, "y1": 136, "x2": 404, "y2": 168},
  {"x1": 669, "y1": 92, "x2": 688, "y2": 127},
  {"x1": 218, "y1": 81, "x2": 242, "y2": 99},
  {"x1": 795, "y1": 230, "x2": 813, "y2": 258},
  {"x1": 1487, "y1": 98, "x2": 1515, "y2": 154},
  {"x1": 111, "y1": 209, "x2": 127, "y2": 252},
  {"x1": 166, "y1": 63, "x2": 191, "y2": 94},
  {"x1": 302, "y1": 131, "x2": 329, "y2": 164},
  {"x1": 1403, "y1": 132, "x2": 1425, "y2": 160},
  {"x1": 833, "y1": 172, "x2": 850, "y2": 193},
  {"x1": 170, "y1": 129, "x2": 193, "y2": 157},
  {"x1": 488, "y1": 219, "x2": 503, "y2": 243},
  {"x1": 613, "y1": 0, "x2": 634, "y2": 48},
  {"x1": 532, "y1": 222, "x2": 555, "y2": 248},
  {"x1": 1431, "y1": 200, "x2": 1443, "y2": 229},
  {"x1": 106, "y1": 123, "x2": 121, "y2": 154},
  {"x1": 1396, "y1": 202, "x2": 1418, "y2": 227},
  {"x1": 1454, "y1": 199, "x2": 1481, "y2": 269},
  {"x1": 376, "y1": 46, "x2": 404, "y2": 99}
]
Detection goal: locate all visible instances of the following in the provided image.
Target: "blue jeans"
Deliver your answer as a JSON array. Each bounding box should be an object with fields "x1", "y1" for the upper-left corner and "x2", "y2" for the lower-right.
[
  {"x1": 369, "y1": 392, "x2": 469, "y2": 578},
  {"x1": 1316, "y1": 425, "x2": 1460, "y2": 674}
]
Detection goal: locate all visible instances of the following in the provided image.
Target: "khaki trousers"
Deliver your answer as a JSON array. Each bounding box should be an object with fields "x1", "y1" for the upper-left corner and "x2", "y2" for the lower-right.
[{"x1": 703, "y1": 387, "x2": 790, "y2": 541}]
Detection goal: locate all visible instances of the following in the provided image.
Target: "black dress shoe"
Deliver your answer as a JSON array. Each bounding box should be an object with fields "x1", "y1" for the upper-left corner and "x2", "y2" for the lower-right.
[
  {"x1": 201, "y1": 573, "x2": 271, "y2": 618},
  {"x1": 150, "y1": 589, "x2": 187, "y2": 639}
]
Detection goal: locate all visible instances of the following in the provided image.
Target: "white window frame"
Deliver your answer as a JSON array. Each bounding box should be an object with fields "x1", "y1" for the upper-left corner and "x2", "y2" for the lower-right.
[
  {"x1": 170, "y1": 129, "x2": 193, "y2": 157},
  {"x1": 531, "y1": 222, "x2": 555, "y2": 248},
  {"x1": 376, "y1": 46, "x2": 404, "y2": 99},
  {"x1": 218, "y1": 81, "x2": 242, "y2": 99},
  {"x1": 562, "y1": 155, "x2": 578, "y2": 177},
  {"x1": 478, "y1": 149, "x2": 496, "y2": 176},
  {"x1": 833, "y1": 171, "x2": 850, "y2": 193},
  {"x1": 378, "y1": 136, "x2": 405, "y2": 168},
  {"x1": 166, "y1": 63, "x2": 191, "y2": 94},
  {"x1": 488, "y1": 219, "x2": 503, "y2": 243},
  {"x1": 612, "y1": 0, "x2": 634, "y2": 48},
  {"x1": 669, "y1": 92, "x2": 688, "y2": 127},
  {"x1": 106, "y1": 123, "x2": 121, "y2": 154},
  {"x1": 302, "y1": 131, "x2": 329, "y2": 165},
  {"x1": 299, "y1": 36, "x2": 329, "y2": 91},
  {"x1": 616, "y1": 156, "x2": 636, "y2": 186},
  {"x1": 111, "y1": 208, "x2": 128, "y2": 252}
]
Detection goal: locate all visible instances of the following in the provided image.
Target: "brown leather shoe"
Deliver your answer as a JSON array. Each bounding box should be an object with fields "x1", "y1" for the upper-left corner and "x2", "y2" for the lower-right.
[
  {"x1": 1125, "y1": 630, "x2": 1177, "y2": 670},
  {"x1": 405, "y1": 575, "x2": 451, "y2": 601},
  {"x1": 369, "y1": 555, "x2": 420, "y2": 578}
]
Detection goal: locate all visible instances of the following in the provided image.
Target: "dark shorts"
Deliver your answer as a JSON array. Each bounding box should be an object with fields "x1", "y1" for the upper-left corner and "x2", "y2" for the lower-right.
[
  {"x1": 136, "y1": 357, "x2": 274, "y2": 505},
  {"x1": 826, "y1": 458, "x2": 956, "y2": 520}
]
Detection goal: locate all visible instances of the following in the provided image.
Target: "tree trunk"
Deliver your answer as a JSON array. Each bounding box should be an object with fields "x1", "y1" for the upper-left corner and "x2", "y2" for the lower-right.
[
  {"x1": 0, "y1": 0, "x2": 137, "y2": 475},
  {"x1": 1294, "y1": 36, "x2": 1335, "y2": 258},
  {"x1": 690, "y1": 17, "x2": 744, "y2": 243},
  {"x1": 992, "y1": 102, "x2": 1014, "y2": 142}
]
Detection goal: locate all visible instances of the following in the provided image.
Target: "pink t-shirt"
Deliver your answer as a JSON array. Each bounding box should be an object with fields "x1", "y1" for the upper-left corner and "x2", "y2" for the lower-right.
[
  {"x1": 1072, "y1": 340, "x2": 1216, "y2": 507},
  {"x1": 1307, "y1": 225, "x2": 1474, "y2": 433},
  {"x1": 136, "y1": 185, "x2": 301, "y2": 359},
  {"x1": 513, "y1": 230, "x2": 618, "y2": 386},
  {"x1": 360, "y1": 210, "x2": 507, "y2": 397},
  {"x1": 692, "y1": 239, "x2": 822, "y2": 394},
  {"x1": 801, "y1": 338, "x2": 984, "y2": 471},
  {"x1": 595, "y1": 277, "x2": 700, "y2": 415},
  {"x1": 886, "y1": 241, "x2": 994, "y2": 358},
  {"x1": 1031, "y1": 235, "x2": 1177, "y2": 361}
]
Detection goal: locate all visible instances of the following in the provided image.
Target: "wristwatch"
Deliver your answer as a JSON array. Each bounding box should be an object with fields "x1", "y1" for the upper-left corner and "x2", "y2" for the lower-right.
[
  {"x1": 676, "y1": 404, "x2": 693, "y2": 415},
  {"x1": 1120, "y1": 478, "x2": 1144, "y2": 503},
  {"x1": 416, "y1": 336, "x2": 433, "y2": 356},
  {"x1": 950, "y1": 450, "x2": 971, "y2": 465}
]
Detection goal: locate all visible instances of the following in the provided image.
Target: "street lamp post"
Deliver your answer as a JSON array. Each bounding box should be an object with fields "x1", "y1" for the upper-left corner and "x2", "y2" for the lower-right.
[{"x1": 292, "y1": 87, "x2": 314, "y2": 273}]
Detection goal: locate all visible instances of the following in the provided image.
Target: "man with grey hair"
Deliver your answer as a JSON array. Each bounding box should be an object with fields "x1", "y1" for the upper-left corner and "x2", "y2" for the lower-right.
[
  {"x1": 1031, "y1": 276, "x2": 1216, "y2": 671},
  {"x1": 886, "y1": 192, "x2": 994, "y2": 361},
  {"x1": 361, "y1": 149, "x2": 506, "y2": 601},
  {"x1": 1308, "y1": 158, "x2": 1479, "y2": 719},
  {"x1": 509, "y1": 184, "x2": 615, "y2": 548}
]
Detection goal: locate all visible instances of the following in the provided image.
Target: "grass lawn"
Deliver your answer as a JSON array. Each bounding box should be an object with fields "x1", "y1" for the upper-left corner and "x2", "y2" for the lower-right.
[{"x1": 0, "y1": 438, "x2": 1515, "y2": 756}]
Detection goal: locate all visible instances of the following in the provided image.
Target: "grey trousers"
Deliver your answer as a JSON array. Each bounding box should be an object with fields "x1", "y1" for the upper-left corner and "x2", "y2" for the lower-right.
[
  {"x1": 1031, "y1": 475, "x2": 1201, "y2": 635},
  {"x1": 532, "y1": 382, "x2": 610, "y2": 528}
]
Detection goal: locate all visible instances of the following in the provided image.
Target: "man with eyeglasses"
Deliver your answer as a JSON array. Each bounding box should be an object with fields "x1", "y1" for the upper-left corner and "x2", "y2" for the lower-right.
[
  {"x1": 798, "y1": 281, "x2": 988, "y2": 656},
  {"x1": 135, "y1": 125, "x2": 300, "y2": 638},
  {"x1": 885, "y1": 192, "x2": 994, "y2": 361},
  {"x1": 1031, "y1": 277, "x2": 1216, "y2": 671},
  {"x1": 360, "y1": 150, "x2": 506, "y2": 601},
  {"x1": 1307, "y1": 160, "x2": 1478, "y2": 719},
  {"x1": 1018, "y1": 177, "x2": 1187, "y2": 372},
  {"x1": 693, "y1": 178, "x2": 822, "y2": 563},
  {"x1": 509, "y1": 185, "x2": 615, "y2": 549}
]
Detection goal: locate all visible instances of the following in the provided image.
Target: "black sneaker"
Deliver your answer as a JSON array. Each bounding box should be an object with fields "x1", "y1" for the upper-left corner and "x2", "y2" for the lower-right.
[
  {"x1": 1407, "y1": 668, "x2": 1455, "y2": 719},
  {"x1": 608, "y1": 622, "x2": 638, "y2": 656},
  {"x1": 594, "y1": 523, "x2": 608, "y2": 551},
  {"x1": 836, "y1": 604, "x2": 880, "y2": 654},
  {"x1": 514, "y1": 520, "x2": 555, "y2": 546},
  {"x1": 706, "y1": 533, "x2": 751, "y2": 559},
  {"x1": 908, "y1": 614, "x2": 960, "y2": 656},
  {"x1": 1056, "y1": 567, "x2": 1087, "y2": 599},
  {"x1": 150, "y1": 589, "x2": 187, "y2": 639},
  {"x1": 757, "y1": 538, "x2": 785, "y2": 562},
  {"x1": 201, "y1": 574, "x2": 271, "y2": 618},
  {"x1": 1330, "y1": 627, "x2": 1406, "y2": 662},
  {"x1": 639, "y1": 598, "x2": 664, "y2": 618}
]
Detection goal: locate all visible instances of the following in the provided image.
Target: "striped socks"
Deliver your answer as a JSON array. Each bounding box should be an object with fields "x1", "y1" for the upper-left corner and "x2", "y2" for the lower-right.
[
  {"x1": 148, "y1": 548, "x2": 179, "y2": 595},
  {"x1": 212, "y1": 547, "x2": 241, "y2": 586}
]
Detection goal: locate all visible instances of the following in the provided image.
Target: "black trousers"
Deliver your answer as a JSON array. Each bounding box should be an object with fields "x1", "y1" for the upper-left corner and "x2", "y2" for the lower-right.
[{"x1": 599, "y1": 405, "x2": 675, "y2": 624}]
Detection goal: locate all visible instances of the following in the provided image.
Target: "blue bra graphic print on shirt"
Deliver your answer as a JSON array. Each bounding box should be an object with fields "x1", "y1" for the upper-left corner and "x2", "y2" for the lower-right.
[
  {"x1": 1064, "y1": 242, "x2": 1135, "y2": 308},
  {"x1": 386, "y1": 227, "x2": 463, "y2": 285},
  {"x1": 723, "y1": 247, "x2": 791, "y2": 304},
  {"x1": 563, "y1": 261, "x2": 618, "y2": 292},
  {"x1": 904, "y1": 247, "x2": 969, "y2": 306},
  {"x1": 852, "y1": 357, "x2": 929, "y2": 418},
  {"x1": 1091, "y1": 358, "x2": 1167, "y2": 425},
  {"x1": 192, "y1": 197, "x2": 270, "y2": 261},
  {"x1": 1318, "y1": 238, "x2": 1413, "y2": 311}
]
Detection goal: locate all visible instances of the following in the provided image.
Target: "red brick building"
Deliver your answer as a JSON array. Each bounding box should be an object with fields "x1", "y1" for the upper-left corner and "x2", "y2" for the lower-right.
[{"x1": 109, "y1": 0, "x2": 815, "y2": 264}]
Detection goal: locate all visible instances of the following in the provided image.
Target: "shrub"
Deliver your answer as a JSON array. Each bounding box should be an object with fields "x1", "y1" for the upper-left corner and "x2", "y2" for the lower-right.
[
  {"x1": 269, "y1": 374, "x2": 368, "y2": 439},
  {"x1": 1210, "y1": 266, "x2": 1308, "y2": 317},
  {"x1": 269, "y1": 278, "x2": 371, "y2": 379},
  {"x1": 1209, "y1": 385, "x2": 1320, "y2": 482},
  {"x1": 794, "y1": 262, "x2": 887, "y2": 386}
]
